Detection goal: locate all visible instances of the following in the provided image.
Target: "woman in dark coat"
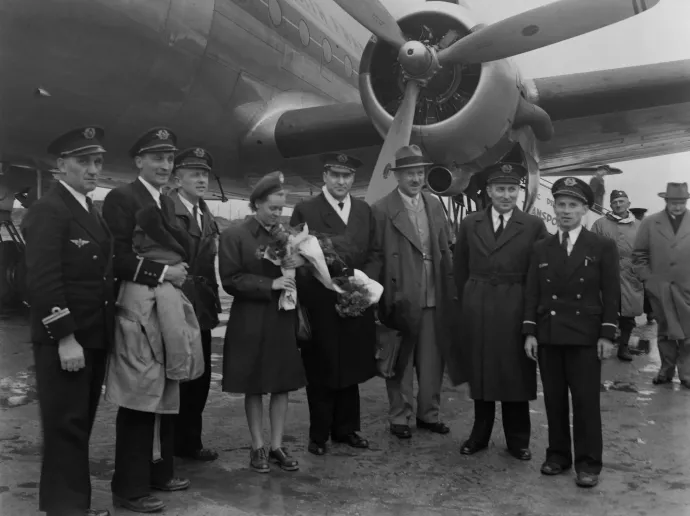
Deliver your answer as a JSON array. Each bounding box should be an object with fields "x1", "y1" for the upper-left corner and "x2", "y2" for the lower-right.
[{"x1": 219, "y1": 171, "x2": 306, "y2": 473}]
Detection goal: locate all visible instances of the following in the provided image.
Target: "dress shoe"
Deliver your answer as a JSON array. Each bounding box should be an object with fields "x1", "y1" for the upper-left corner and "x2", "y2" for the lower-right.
[
  {"x1": 249, "y1": 447, "x2": 270, "y2": 473},
  {"x1": 85, "y1": 510, "x2": 110, "y2": 516},
  {"x1": 617, "y1": 345, "x2": 633, "y2": 361},
  {"x1": 653, "y1": 375, "x2": 672, "y2": 385},
  {"x1": 269, "y1": 447, "x2": 299, "y2": 471},
  {"x1": 390, "y1": 424, "x2": 412, "y2": 439},
  {"x1": 507, "y1": 447, "x2": 532, "y2": 461},
  {"x1": 176, "y1": 447, "x2": 218, "y2": 461},
  {"x1": 150, "y1": 477, "x2": 191, "y2": 492},
  {"x1": 416, "y1": 419, "x2": 450, "y2": 434},
  {"x1": 460, "y1": 439, "x2": 488, "y2": 455},
  {"x1": 308, "y1": 440, "x2": 326, "y2": 455},
  {"x1": 575, "y1": 472, "x2": 599, "y2": 488},
  {"x1": 540, "y1": 461, "x2": 570, "y2": 476},
  {"x1": 333, "y1": 432, "x2": 369, "y2": 448},
  {"x1": 112, "y1": 494, "x2": 165, "y2": 513}
]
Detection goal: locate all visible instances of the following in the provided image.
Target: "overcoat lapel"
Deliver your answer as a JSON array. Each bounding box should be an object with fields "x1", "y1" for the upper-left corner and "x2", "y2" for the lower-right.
[
  {"x1": 56, "y1": 183, "x2": 107, "y2": 244},
  {"x1": 386, "y1": 190, "x2": 423, "y2": 254},
  {"x1": 171, "y1": 192, "x2": 202, "y2": 237},
  {"x1": 317, "y1": 194, "x2": 347, "y2": 234},
  {"x1": 494, "y1": 210, "x2": 526, "y2": 252},
  {"x1": 473, "y1": 209, "x2": 496, "y2": 254}
]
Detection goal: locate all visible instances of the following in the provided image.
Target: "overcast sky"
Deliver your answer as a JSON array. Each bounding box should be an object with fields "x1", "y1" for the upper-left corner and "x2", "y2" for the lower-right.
[{"x1": 369, "y1": 0, "x2": 690, "y2": 211}]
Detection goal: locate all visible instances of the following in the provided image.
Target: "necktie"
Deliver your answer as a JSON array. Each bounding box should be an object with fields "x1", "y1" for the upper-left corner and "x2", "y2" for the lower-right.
[
  {"x1": 338, "y1": 202, "x2": 344, "y2": 211},
  {"x1": 495, "y1": 214, "x2": 504, "y2": 239},
  {"x1": 193, "y1": 205, "x2": 199, "y2": 227},
  {"x1": 86, "y1": 196, "x2": 96, "y2": 215},
  {"x1": 561, "y1": 231, "x2": 569, "y2": 254}
]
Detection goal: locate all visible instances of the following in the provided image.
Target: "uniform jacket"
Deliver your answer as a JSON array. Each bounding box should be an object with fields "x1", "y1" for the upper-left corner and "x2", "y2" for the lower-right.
[
  {"x1": 371, "y1": 190, "x2": 464, "y2": 384},
  {"x1": 591, "y1": 213, "x2": 643, "y2": 317},
  {"x1": 22, "y1": 182, "x2": 114, "y2": 348},
  {"x1": 453, "y1": 207, "x2": 548, "y2": 401},
  {"x1": 523, "y1": 227, "x2": 621, "y2": 346},
  {"x1": 633, "y1": 210, "x2": 690, "y2": 340},
  {"x1": 169, "y1": 191, "x2": 221, "y2": 331},
  {"x1": 290, "y1": 193, "x2": 381, "y2": 389}
]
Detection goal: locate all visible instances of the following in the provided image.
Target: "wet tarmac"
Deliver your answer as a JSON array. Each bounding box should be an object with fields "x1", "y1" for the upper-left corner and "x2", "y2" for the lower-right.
[{"x1": 1, "y1": 312, "x2": 689, "y2": 516}]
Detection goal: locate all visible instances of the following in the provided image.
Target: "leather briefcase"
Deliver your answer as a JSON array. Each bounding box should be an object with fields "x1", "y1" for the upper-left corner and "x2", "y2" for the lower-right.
[{"x1": 375, "y1": 322, "x2": 402, "y2": 379}]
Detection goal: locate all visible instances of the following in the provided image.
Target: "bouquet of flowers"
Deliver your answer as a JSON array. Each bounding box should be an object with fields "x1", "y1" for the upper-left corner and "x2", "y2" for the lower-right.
[{"x1": 255, "y1": 223, "x2": 383, "y2": 316}]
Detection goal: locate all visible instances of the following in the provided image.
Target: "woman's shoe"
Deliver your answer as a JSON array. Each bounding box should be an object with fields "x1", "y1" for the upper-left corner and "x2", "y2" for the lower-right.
[
  {"x1": 269, "y1": 447, "x2": 299, "y2": 471},
  {"x1": 250, "y1": 447, "x2": 270, "y2": 473}
]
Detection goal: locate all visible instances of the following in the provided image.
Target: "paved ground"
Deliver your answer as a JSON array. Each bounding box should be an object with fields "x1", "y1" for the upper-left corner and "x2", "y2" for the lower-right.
[{"x1": 1, "y1": 311, "x2": 688, "y2": 516}]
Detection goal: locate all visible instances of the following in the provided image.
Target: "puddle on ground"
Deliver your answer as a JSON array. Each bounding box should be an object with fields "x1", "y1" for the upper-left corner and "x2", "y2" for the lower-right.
[{"x1": 0, "y1": 372, "x2": 37, "y2": 409}]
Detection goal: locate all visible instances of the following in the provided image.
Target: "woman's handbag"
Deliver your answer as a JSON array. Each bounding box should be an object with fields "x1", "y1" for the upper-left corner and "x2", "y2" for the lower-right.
[{"x1": 296, "y1": 301, "x2": 312, "y2": 342}]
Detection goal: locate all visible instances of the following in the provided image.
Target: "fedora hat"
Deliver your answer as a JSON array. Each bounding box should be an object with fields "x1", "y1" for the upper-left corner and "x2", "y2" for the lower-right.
[
  {"x1": 389, "y1": 145, "x2": 433, "y2": 171},
  {"x1": 658, "y1": 182, "x2": 690, "y2": 199}
]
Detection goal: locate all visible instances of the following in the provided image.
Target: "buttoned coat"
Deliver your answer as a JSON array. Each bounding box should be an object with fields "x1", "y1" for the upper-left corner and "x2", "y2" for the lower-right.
[
  {"x1": 523, "y1": 228, "x2": 621, "y2": 346},
  {"x1": 371, "y1": 190, "x2": 464, "y2": 384},
  {"x1": 290, "y1": 194, "x2": 381, "y2": 389},
  {"x1": 22, "y1": 182, "x2": 115, "y2": 348},
  {"x1": 453, "y1": 207, "x2": 548, "y2": 401},
  {"x1": 170, "y1": 192, "x2": 222, "y2": 331},
  {"x1": 590, "y1": 214, "x2": 643, "y2": 317},
  {"x1": 633, "y1": 210, "x2": 690, "y2": 340}
]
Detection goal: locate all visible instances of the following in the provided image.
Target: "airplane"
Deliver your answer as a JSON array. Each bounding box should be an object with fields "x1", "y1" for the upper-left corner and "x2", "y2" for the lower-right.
[{"x1": 1, "y1": 0, "x2": 690, "y2": 309}]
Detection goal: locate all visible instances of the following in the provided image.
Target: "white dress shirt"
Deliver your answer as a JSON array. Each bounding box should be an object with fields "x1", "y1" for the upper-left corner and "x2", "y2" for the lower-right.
[
  {"x1": 322, "y1": 186, "x2": 351, "y2": 225},
  {"x1": 59, "y1": 180, "x2": 90, "y2": 212},
  {"x1": 558, "y1": 224, "x2": 583, "y2": 256},
  {"x1": 178, "y1": 194, "x2": 203, "y2": 229},
  {"x1": 492, "y1": 207, "x2": 513, "y2": 232},
  {"x1": 138, "y1": 176, "x2": 162, "y2": 208}
]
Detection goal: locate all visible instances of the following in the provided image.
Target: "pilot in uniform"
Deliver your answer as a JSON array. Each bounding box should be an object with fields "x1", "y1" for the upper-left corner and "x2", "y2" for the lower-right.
[
  {"x1": 102, "y1": 128, "x2": 190, "y2": 514},
  {"x1": 22, "y1": 127, "x2": 114, "y2": 516},
  {"x1": 523, "y1": 177, "x2": 620, "y2": 489}
]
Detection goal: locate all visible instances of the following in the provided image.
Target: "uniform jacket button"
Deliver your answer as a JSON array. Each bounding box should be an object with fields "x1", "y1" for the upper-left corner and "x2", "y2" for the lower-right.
[
  {"x1": 92, "y1": 255, "x2": 98, "y2": 260},
  {"x1": 576, "y1": 310, "x2": 580, "y2": 315},
  {"x1": 552, "y1": 295, "x2": 557, "y2": 300},
  {"x1": 550, "y1": 310, "x2": 556, "y2": 316},
  {"x1": 579, "y1": 278, "x2": 584, "y2": 282},
  {"x1": 576, "y1": 294, "x2": 581, "y2": 299}
]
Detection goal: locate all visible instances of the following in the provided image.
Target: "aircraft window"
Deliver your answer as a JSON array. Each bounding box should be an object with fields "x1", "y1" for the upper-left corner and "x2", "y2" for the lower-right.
[
  {"x1": 322, "y1": 38, "x2": 332, "y2": 63},
  {"x1": 299, "y1": 19, "x2": 310, "y2": 47},
  {"x1": 344, "y1": 55, "x2": 353, "y2": 77},
  {"x1": 268, "y1": 0, "x2": 282, "y2": 26}
]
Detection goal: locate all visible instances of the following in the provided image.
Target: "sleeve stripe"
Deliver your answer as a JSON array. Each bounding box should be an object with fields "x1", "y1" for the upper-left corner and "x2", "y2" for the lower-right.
[
  {"x1": 42, "y1": 307, "x2": 71, "y2": 325},
  {"x1": 601, "y1": 323, "x2": 617, "y2": 328},
  {"x1": 523, "y1": 321, "x2": 536, "y2": 325}
]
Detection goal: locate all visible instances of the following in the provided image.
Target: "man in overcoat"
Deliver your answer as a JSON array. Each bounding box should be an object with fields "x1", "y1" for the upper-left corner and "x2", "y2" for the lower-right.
[
  {"x1": 169, "y1": 147, "x2": 222, "y2": 461},
  {"x1": 523, "y1": 177, "x2": 620, "y2": 488},
  {"x1": 453, "y1": 163, "x2": 548, "y2": 461},
  {"x1": 591, "y1": 189, "x2": 643, "y2": 361},
  {"x1": 22, "y1": 127, "x2": 114, "y2": 516},
  {"x1": 371, "y1": 145, "x2": 463, "y2": 440},
  {"x1": 633, "y1": 182, "x2": 690, "y2": 388},
  {"x1": 102, "y1": 127, "x2": 190, "y2": 513},
  {"x1": 290, "y1": 153, "x2": 381, "y2": 455}
]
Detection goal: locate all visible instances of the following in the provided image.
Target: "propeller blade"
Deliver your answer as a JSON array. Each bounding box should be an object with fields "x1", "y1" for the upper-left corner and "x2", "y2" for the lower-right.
[
  {"x1": 364, "y1": 81, "x2": 421, "y2": 204},
  {"x1": 332, "y1": 0, "x2": 407, "y2": 50},
  {"x1": 523, "y1": 166, "x2": 540, "y2": 215},
  {"x1": 438, "y1": 0, "x2": 660, "y2": 65}
]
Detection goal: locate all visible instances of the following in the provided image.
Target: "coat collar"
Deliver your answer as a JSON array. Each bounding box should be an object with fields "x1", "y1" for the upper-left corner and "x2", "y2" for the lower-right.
[
  {"x1": 55, "y1": 182, "x2": 108, "y2": 244},
  {"x1": 170, "y1": 191, "x2": 202, "y2": 236},
  {"x1": 315, "y1": 193, "x2": 349, "y2": 233},
  {"x1": 654, "y1": 209, "x2": 690, "y2": 242},
  {"x1": 473, "y1": 206, "x2": 528, "y2": 254},
  {"x1": 381, "y1": 188, "x2": 425, "y2": 253}
]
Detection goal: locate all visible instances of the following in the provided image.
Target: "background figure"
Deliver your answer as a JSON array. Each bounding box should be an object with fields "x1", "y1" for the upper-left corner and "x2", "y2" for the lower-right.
[
  {"x1": 372, "y1": 145, "x2": 464, "y2": 440},
  {"x1": 590, "y1": 189, "x2": 643, "y2": 361},
  {"x1": 589, "y1": 167, "x2": 608, "y2": 213},
  {"x1": 290, "y1": 154, "x2": 380, "y2": 456},
  {"x1": 524, "y1": 177, "x2": 620, "y2": 489},
  {"x1": 22, "y1": 127, "x2": 113, "y2": 516},
  {"x1": 102, "y1": 127, "x2": 190, "y2": 514},
  {"x1": 633, "y1": 182, "x2": 690, "y2": 388},
  {"x1": 170, "y1": 148, "x2": 222, "y2": 462},
  {"x1": 453, "y1": 163, "x2": 548, "y2": 461},
  {"x1": 219, "y1": 172, "x2": 306, "y2": 473}
]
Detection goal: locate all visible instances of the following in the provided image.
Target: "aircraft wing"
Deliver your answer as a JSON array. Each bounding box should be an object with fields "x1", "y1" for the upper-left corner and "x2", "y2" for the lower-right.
[{"x1": 534, "y1": 59, "x2": 690, "y2": 173}]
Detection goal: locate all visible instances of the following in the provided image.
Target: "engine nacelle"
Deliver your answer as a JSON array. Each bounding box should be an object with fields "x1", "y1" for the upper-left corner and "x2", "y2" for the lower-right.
[
  {"x1": 358, "y1": 2, "x2": 523, "y2": 176},
  {"x1": 427, "y1": 165, "x2": 473, "y2": 196}
]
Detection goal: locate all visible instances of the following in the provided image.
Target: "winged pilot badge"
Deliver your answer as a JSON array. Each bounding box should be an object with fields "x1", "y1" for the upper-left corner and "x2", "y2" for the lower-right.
[{"x1": 70, "y1": 238, "x2": 90, "y2": 248}]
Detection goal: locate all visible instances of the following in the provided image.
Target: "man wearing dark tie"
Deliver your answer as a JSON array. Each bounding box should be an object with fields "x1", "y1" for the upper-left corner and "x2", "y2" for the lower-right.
[
  {"x1": 453, "y1": 163, "x2": 548, "y2": 461},
  {"x1": 22, "y1": 127, "x2": 114, "y2": 516},
  {"x1": 169, "y1": 147, "x2": 222, "y2": 461},
  {"x1": 523, "y1": 177, "x2": 620, "y2": 488},
  {"x1": 289, "y1": 153, "x2": 381, "y2": 455}
]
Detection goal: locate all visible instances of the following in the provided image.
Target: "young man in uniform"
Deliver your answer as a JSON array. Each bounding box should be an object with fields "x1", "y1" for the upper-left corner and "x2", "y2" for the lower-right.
[
  {"x1": 523, "y1": 177, "x2": 620, "y2": 488},
  {"x1": 22, "y1": 127, "x2": 114, "y2": 516},
  {"x1": 290, "y1": 153, "x2": 380, "y2": 455},
  {"x1": 102, "y1": 127, "x2": 190, "y2": 513},
  {"x1": 170, "y1": 147, "x2": 221, "y2": 461}
]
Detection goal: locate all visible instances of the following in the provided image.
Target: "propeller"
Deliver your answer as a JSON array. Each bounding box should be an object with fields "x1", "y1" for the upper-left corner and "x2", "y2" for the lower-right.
[
  {"x1": 437, "y1": 0, "x2": 660, "y2": 65},
  {"x1": 364, "y1": 81, "x2": 421, "y2": 205},
  {"x1": 331, "y1": 0, "x2": 407, "y2": 50}
]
